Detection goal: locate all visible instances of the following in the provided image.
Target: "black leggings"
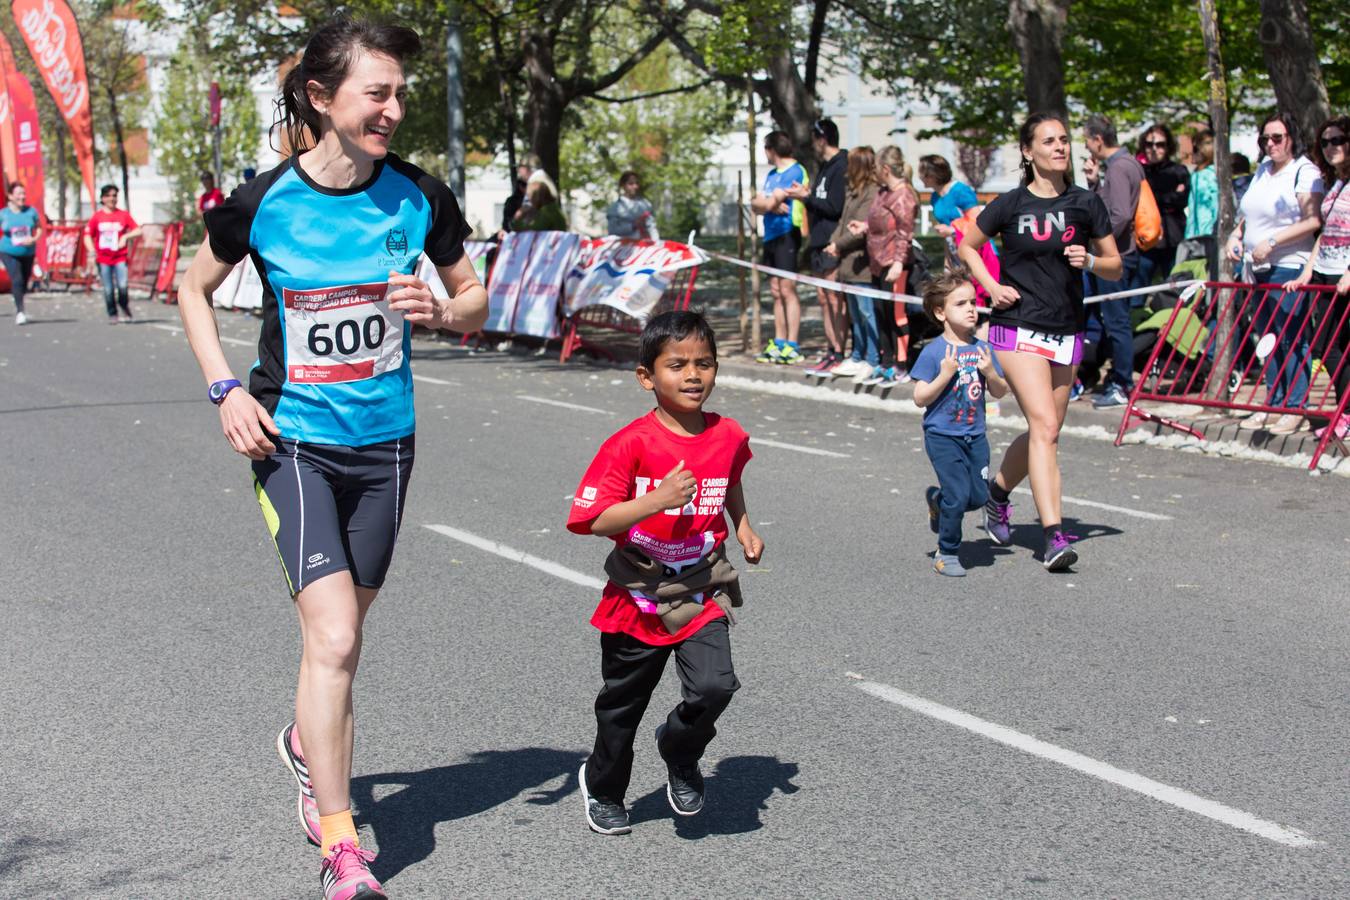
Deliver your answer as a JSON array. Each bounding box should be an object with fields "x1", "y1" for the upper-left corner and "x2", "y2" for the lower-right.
[
  {"x1": 1311, "y1": 271, "x2": 1350, "y2": 406},
  {"x1": 1, "y1": 252, "x2": 33, "y2": 313}
]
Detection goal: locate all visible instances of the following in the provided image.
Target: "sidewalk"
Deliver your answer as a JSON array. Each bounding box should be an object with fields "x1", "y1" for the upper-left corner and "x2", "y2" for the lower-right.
[{"x1": 693, "y1": 297, "x2": 1347, "y2": 474}]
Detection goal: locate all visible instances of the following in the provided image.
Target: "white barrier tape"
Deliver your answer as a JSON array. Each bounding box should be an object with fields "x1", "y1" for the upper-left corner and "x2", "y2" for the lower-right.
[
  {"x1": 706, "y1": 252, "x2": 923, "y2": 303},
  {"x1": 1082, "y1": 278, "x2": 1204, "y2": 306},
  {"x1": 704, "y1": 249, "x2": 1202, "y2": 309}
]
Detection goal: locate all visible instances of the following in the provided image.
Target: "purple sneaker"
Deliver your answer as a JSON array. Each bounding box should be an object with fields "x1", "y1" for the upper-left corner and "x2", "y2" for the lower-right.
[
  {"x1": 1043, "y1": 530, "x2": 1078, "y2": 571},
  {"x1": 277, "y1": 722, "x2": 322, "y2": 846},
  {"x1": 320, "y1": 839, "x2": 385, "y2": 900},
  {"x1": 983, "y1": 498, "x2": 1012, "y2": 546}
]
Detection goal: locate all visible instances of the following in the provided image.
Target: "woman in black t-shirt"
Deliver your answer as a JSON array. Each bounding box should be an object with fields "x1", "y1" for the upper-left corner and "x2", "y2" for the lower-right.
[{"x1": 957, "y1": 113, "x2": 1121, "y2": 571}]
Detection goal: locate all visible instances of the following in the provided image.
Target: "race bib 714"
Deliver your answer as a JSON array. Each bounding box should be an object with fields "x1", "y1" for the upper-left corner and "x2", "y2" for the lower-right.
[
  {"x1": 1014, "y1": 327, "x2": 1076, "y2": 365},
  {"x1": 282, "y1": 282, "x2": 404, "y2": 384}
]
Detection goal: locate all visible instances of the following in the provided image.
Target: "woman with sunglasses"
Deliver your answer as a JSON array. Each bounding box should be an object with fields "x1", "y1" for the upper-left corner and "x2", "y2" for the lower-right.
[
  {"x1": 1287, "y1": 115, "x2": 1350, "y2": 440},
  {"x1": 1139, "y1": 123, "x2": 1190, "y2": 284},
  {"x1": 1226, "y1": 111, "x2": 1325, "y2": 434}
]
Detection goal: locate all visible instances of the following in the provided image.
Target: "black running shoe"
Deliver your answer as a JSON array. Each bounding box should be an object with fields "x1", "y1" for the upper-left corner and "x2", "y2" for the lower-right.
[
  {"x1": 579, "y1": 763, "x2": 631, "y2": 835},
  {"x1": 665, "y1": 762, "x2": 705, "y2": 816},
  {"x1": 1043, "y1": 530, "x2": 1078, "y2": 571}
]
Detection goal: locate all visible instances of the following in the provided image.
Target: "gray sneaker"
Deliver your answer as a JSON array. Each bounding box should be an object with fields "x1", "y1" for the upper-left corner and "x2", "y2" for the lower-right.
[
  {"x1": 1092, "y1": 383, "x2": 1130, "y2": 409},
  {"x1": 933, "y1": 552, "x2": 967, "y2": 577},
  {"x1": 579, "y1": 763, "x2": 631, "y2": 835}
]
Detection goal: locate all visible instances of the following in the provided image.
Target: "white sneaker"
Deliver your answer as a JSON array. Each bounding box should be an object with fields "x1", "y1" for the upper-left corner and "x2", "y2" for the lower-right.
[
  {"x1": 1268, "y1": 414, "x2": 1307, "y2": 435},
  {"x1": 14, "y1": 311, "x2": 28, "y2": 325},
  {"x1": 1238, "y1": 411, "x2": 1270, "y2": 431},
  {"x1": 832, "y1": 359, "x2": 865, "y2": 377}
]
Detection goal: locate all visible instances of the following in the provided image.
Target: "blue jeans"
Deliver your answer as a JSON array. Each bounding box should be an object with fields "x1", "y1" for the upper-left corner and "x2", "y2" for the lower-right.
[
  {"x1": 924, "y1": 431, "x2": 991, "y2": 555},
  {"x1": 1252, "y1": 265, "x2": 1310, "y2": 408},
  {"x1": 846, "y1": 287, "x2": 879, "y2": 365},
  {"x1": 1090, "y1": 253, "x2": 1142, "y2": 389},
  {"x1": 99, "y1": 261, "x2": 130, "y2": 317}
]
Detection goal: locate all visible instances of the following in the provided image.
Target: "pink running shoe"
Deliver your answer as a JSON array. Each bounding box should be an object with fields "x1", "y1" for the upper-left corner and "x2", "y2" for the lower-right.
[
  {"x1": 1314, "y1": 415, "x2": 1349, "y2": 441},
  {"x1": 320, "y1": 839, "x2": 385, "y2": 900},
  {"x1": 277, "y1": 722, "x2": 322, "y2": 846}
]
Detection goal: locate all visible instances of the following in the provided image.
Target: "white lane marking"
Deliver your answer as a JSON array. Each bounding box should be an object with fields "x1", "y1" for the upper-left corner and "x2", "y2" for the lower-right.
[
  {"x1": 855, "y1": 679, "x2": 1319, "y2": 848},
  {"x1": 151, "y1": 322, "x2": 252, "y2": 347},
  {"x1": 517, "y1": 394, "x2": 610, "y2": 415},
  {"x1": 424, "y1": 524, "x2": 605, "y2": 590},
  {"x1": 1010, "y1": 486, "x2": 1172, "y2": 521},
  {"x1": 754, "y1": 438, "x2": 851, "y2": 458},
  {"x1": 413, "y1": 374, "x2": 461, "y2": 386}
]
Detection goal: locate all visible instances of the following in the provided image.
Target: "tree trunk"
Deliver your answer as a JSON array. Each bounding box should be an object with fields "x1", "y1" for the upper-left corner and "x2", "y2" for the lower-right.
[
  {"x1": 1199, "y1": 0, "x2": 1236, "y2": 399},
  {"x1": 803, "y1": 0, "x2": 830, "y2": 97},
  {"x1": 1007, "y1": 0, "x2": 1070, "y2": 120},
  {"x1": 489, "y1": 16, "x2": 518, "y2": 180},
  {"x1": 1258, "y1": 0, "x2": 1329, "y2": 150},
  {"x1": 757, "y1": 47, "x2": 820, "y2": 164},
  {"x1": 108, "y1": 89, "x2": 129, "y2": 202},
  {"x1": 521, "y1": 29, "x2": 567, "y2": 189},
  {"x1": 747, "y1": 81, "x2": 761, "y2": 355}
]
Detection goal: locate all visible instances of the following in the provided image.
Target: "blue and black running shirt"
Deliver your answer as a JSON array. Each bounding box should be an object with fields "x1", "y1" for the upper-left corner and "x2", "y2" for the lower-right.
[{"x1": 204, "y1": 153, "x2": 470, "y2": 445}]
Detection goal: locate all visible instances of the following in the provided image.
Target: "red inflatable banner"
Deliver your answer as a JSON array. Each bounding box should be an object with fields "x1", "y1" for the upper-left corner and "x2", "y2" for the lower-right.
[
  {"x1": 6, "y1": 70, "x2": 46, "y2": 263},
  {"x1": 12, "y1": 0, "x2": 94, "y2": 206},
  {"x1": 0, "y1": 29, "x2": 20, "y2": 185}
]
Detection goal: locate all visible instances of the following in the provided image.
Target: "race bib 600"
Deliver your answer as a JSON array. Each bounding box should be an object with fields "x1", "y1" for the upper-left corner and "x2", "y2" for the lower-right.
[{"x1": 282, "y1": 282, "x2": 404, "y2": 384}]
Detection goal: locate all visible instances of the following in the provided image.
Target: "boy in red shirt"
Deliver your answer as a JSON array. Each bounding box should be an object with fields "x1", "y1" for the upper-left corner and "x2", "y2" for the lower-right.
[
  {"x1": 567, "y1": 310, "x2": 765, "y2": 835},
  {"x1": 83, "y1": 184, "x2": 142, "y2": 322}
]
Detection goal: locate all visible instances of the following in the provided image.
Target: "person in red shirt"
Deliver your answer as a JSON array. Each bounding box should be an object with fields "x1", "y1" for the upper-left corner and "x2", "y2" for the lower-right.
[
  {"x1": 567, "y1": 310, "x2": 765, "y2": 835},
  {"x1": 83, "y1": 184, "x2": 142, "y2": 322},
  {"x1": 198, "y1": 172, "x2": 225, "y2": 215}
]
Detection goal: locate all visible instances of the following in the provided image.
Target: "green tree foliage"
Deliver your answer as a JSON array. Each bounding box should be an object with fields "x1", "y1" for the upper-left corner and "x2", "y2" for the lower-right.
[
  {"x1": 560, "y1": 45, "x2": 736, "y2": 236},
  {"x1": 154, "y1": 39, "x2": 261, "y2": 241},
  {"x1": 838, "y1": 0, "x2": 1347, "y2": 146}
]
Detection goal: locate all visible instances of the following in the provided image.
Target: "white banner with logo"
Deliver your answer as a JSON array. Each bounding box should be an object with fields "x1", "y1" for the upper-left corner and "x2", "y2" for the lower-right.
[
  {"x1": 562, "y1": 238, "x2": 707, "y2": 320},
  {"x1": 484, "y1": 231, "x2": 582, "y2": 337},
  {"x1": 415, "y1": 241, "x2": 493, "y2": 300}
]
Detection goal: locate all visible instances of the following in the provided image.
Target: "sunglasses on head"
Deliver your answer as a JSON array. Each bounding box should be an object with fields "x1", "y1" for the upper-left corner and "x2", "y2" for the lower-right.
[{"x1": 1321, "y1": 134, "x2": 1348, "y2": 149}]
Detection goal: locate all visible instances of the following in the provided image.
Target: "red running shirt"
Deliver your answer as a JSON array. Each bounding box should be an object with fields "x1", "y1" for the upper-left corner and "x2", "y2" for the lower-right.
[
  {"x1": 198, "y1": 188, "x2": 225, "y2": 213},
  {"x1": 86, "y1": 209, "x2": 139, "y2": 265},
  {"x1": 567, "y1": 411, "x2": 753, "y2": 646}
]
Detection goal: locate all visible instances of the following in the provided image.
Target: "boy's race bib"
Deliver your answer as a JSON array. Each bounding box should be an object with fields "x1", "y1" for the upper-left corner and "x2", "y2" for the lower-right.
[{"x1": 282, "y1": 282, "x2": 404, "y2": 384}]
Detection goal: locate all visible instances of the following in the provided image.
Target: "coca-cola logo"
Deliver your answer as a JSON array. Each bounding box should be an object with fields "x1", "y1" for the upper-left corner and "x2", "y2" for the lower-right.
[{"x1": 17, "y1": 0, "x2": 88, "y2": 120}]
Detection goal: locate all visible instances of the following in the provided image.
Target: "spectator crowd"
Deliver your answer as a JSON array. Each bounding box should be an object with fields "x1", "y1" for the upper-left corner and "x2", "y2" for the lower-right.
[{"x1": 743, "y1": 112, "x2": 1350, "y2": 441}]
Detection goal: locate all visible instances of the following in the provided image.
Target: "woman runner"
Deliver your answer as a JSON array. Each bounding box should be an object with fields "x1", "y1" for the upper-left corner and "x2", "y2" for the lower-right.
[
  {"x1": 176, "y1": 17, "x2": 488, "y2": 899},
  {"x1": 957, "y1": 113, "x2": 1121, "y2": 571}
]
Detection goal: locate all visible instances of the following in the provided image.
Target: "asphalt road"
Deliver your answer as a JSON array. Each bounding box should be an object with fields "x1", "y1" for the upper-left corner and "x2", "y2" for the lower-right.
[{"x1": 3, "y1": 292, "x2": 1349, "y2": 898}]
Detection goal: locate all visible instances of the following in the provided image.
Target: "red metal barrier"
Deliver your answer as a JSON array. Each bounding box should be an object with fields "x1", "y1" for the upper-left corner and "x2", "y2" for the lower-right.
[
  {"x1": 43, "y1": 222, "x2": 93, "y2": 289},
  {"x1": 1115, "y1": 281, "x2": 1350, "y2": 470},
  {"x1": 126, "y1": 222, "x2": 184, "y2": 302},
  {"x1": 558, "y1": 266, "x2": 698, "y2": 363}
]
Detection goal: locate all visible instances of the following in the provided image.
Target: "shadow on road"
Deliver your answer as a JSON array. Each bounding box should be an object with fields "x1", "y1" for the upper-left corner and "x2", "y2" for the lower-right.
[
  {"x1": 350, "y1": 746, "x2": 584, "y2": 881},
  {"x1": 629, "y1": 754, "x2": 800, "y2": 838}
]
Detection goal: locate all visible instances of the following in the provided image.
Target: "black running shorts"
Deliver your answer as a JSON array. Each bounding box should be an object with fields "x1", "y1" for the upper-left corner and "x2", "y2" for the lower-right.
[
  {"x1": 761, "y1": 232, "x2": 801, "y2": 273},
  {"x1": 251, "y1": 435, "x2": 414, "y2": 596}
]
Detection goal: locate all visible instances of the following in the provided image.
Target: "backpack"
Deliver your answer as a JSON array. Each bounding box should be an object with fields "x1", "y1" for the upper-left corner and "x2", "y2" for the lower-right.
[
  {"x1": 905, "y1": 240, "x2": 933, "y2": 297},
  {"x1": 1135, "y1": 178, "x2": 1162, "y2": 251}
]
